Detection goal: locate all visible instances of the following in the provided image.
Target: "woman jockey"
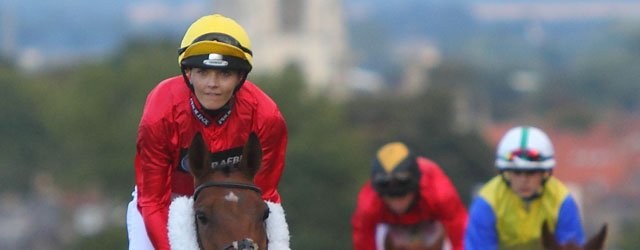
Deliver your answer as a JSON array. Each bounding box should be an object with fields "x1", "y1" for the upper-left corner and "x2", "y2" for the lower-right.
[{"x1": 126, "y1": 14, "x2": 289, "y2": 250}]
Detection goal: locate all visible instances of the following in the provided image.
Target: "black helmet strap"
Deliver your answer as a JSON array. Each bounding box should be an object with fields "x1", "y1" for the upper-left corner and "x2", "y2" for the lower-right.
[{"x1": 181, "y1": 67, "x2": 194, "y2": 92}]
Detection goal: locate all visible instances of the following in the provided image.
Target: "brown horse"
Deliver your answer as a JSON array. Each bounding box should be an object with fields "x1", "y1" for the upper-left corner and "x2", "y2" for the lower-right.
[
  {"x1": 187, "y1": 132, "x2": 268, "y2": 250},
  {"x1": 384, "y1": 220, "x2": 447, "y2": 250},
  {"x1": 541, "y1": 221, "x2": 607, "y2": 250}
]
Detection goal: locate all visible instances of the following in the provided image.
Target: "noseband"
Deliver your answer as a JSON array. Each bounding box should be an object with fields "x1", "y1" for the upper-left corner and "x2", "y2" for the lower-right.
[{"x1": 193, "y1": 181, "x2": 264, "y2": 250}]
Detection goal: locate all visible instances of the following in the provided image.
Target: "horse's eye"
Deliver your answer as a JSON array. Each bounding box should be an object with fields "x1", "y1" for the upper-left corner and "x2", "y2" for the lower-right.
[
  {"x1": 262, "y1": 206, "x2": 270, "y2": 221},
  {"x1": 195, "y1": 211, "x2": 209, "y2": 225}
]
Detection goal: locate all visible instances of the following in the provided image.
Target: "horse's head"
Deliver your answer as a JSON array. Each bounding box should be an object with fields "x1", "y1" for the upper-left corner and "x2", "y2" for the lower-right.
[
  {"x1": 541, "y1": 221, "x2": 607, "y2": 250},
  {"x1": 384, "y1": 221, "x2": 445, "y2": 250},
  {"x1": 188, "y1": 132, "x2": 268, "y2": 250}
]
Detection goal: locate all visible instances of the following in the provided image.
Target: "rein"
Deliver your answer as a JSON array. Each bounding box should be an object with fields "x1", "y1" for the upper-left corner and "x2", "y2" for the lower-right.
[{"x1": 193, "y1": 181, "x2": 264, "y2": 250}]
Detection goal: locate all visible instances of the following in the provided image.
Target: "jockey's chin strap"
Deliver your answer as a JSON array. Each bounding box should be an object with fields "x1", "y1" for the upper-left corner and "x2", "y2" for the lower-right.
[{"x1": 193, "y1": 181, "x2": 265, "y2": 250}]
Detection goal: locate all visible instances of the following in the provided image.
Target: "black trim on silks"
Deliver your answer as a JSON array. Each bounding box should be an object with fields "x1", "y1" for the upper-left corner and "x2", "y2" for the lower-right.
[
  {"x1": 189, "y1": 97, "x2": 234, "y2": 127},
  {"x1": 190, "y1": 98, "x2": 212, "y2": 126}
]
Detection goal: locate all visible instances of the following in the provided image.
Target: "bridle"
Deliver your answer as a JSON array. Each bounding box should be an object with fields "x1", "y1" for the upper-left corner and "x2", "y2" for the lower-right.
[
  {"x1": 193, "y1": 181, "x2": 262, "y2": 201},
  {"x1": 193, "y1": 181, "x2": 265, "y2": 250}
]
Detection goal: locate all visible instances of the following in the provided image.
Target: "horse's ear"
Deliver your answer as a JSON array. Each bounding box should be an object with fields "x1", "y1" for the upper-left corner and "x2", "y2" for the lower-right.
[
  {"x1": 239, "y1": 133, "x2": 262, "y2": 179},
  {"x1": 584, "y1": 224, "x2": 607, "y2": 250},
  {"x1": 188, "y1": 132, "x2": 209, "y2": 179},
  {"x1": 541, "y1": 220, "x2": 558, "y2": 249}
]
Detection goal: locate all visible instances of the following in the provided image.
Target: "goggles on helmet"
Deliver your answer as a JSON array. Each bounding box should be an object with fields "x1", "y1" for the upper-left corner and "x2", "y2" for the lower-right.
[
  {"x1": 503, "y1": 148, "x2": 548, "y2": 162},
  {"x1": 497, "y1": 148, "x2": 554, "y2": 171},
  {"x1": 373, "y1": 171, "x2": 412, "y2": 187},
  {"x1": 178, "y1": 32, "x2": 253, "y2": 57},
  {"x1": 372, "y1": 171, "x2": 417, "y2": 197}
]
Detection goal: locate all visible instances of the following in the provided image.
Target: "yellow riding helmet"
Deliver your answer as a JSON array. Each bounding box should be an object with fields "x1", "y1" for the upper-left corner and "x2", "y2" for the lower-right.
[{"x1": 178, "y1": 14, "x2": 253, "y2": 72}]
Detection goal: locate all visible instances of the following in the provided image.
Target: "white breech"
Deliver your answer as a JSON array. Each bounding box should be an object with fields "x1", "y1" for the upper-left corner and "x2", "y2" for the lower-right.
[{"x1": 126, "y1": 188, "x2": 154, "y2": 250}]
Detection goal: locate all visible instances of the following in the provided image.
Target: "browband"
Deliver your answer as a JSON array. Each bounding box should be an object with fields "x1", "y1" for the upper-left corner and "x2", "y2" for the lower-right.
[{"x1": 193, "y1": 181, "x2": 262, "y2": 202}]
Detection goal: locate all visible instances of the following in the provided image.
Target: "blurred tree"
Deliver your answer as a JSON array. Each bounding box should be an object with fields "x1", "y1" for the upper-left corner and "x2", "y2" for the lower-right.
[
  {"x1": 255, "y1": 64, "x2": 370, "y2": 250},
  {"x1": 0, "y1": 64, "x2": 51, "y2": 191},
  {"x1": 617, "y1": 219, "x2": 640, "y2": 249},
  {"x1": 346, "y1": 63, "x2": 494, "y2": 205},
  {"x1": 66, "y1": 226, "x2": 127, "y2": 250},
  {"x1": 24, "y1": 40, "x2": 177, "y2": 197}
]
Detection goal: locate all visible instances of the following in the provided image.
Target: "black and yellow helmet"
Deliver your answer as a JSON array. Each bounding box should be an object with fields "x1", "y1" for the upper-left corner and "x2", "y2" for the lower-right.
[
  {"x1": 178, "y1": 14, "x2": 253, "y2": 73},
  {"x1": 371, "y1": 142, "x2": 421, "y2": 197}
]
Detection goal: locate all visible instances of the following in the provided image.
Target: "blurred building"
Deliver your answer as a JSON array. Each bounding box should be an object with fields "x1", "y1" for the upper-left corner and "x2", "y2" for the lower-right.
[
  {"x1": 1, "y1": 1, "x2": 17, "y2": 59},
  {"x1": 396, "y1": 41, "x2": 441, "y2": 97},
  {"x1": 212, "y1": 0, "x2": 351, "y2": 92}
]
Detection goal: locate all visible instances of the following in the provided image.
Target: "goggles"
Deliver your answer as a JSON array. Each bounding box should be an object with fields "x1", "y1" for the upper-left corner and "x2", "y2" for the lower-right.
[
  {"x1": 372, "y1": 172, "x2": 417, "y2": 197},
  {"x1": 503, "y1": 148, "x2": 548, "y2": 162},
  {"x1": 178, "y1": 32, "x2": 253, "y2": 57},
  {"x1": 503, "y1": 169, "x2": 547, "y2": 175}
]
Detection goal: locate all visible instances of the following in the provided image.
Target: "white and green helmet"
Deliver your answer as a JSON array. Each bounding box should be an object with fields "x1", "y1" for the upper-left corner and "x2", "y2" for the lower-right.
[{"x1": 495, "y1": 126, "x2": 556, "y2": 171}]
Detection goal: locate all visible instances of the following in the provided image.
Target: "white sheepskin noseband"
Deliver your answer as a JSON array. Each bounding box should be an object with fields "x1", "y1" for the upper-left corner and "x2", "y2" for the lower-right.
[{"x1": 168, "y1": 196, "x2": 291, "y2": 250}]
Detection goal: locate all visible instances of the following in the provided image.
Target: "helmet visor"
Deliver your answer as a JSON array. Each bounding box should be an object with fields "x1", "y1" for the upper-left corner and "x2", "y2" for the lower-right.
[{"x1": 372, "y1": 172, "x2": 417, "y2": 197}]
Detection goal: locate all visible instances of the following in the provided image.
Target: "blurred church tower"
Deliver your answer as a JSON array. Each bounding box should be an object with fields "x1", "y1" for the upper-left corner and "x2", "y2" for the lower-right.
[
  {"x1": 213, "y1": 0, "x2": 350, "y2": 93},
  {"x1": 1, "y1": 1, "x2": 17, "y2": 58}
]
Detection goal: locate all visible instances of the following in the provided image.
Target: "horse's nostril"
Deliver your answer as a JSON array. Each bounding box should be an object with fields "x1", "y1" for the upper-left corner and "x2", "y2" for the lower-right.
[{"x1": 235, "y1": 238, "x2": 258, "y2": 250}]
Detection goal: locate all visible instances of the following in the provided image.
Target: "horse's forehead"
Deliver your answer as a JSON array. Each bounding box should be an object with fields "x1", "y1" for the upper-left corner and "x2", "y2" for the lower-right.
[{"x1": 224, "y1": 191, "x2": 239, "y2": 202}]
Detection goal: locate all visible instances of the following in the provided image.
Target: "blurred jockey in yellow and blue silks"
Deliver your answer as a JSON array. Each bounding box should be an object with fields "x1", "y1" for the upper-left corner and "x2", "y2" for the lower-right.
[{"x1": 465, "y1": 126, "x2": 585, "y2": 250}]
